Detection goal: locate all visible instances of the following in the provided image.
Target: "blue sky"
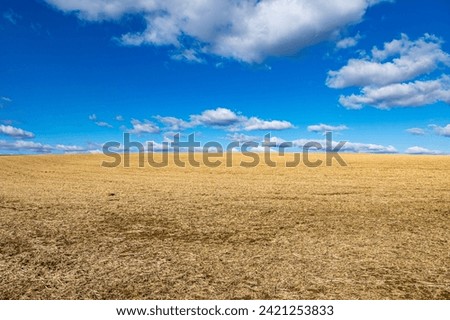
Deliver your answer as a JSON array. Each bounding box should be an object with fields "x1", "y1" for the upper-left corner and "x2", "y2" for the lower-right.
[{"x1": 0, "y1": 0, "x2": 449, "y2": 154}]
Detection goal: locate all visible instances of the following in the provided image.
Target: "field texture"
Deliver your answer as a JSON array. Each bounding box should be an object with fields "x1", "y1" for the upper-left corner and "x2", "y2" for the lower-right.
[{"x1": 0, "y1": 154, "x2": 449, "y2": 299}]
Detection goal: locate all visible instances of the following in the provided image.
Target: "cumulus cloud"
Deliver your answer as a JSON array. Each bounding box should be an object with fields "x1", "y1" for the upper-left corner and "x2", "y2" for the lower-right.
[
  {"x1": 154, "y1": 116, "x2": 193, "y2": 131},
  {"x1": 307, "y1": 124, "x2": 348, "y2": 133},
  {"x1": 406, "y1": 146, "x2": 443, "y2": 155},
  {"x1": 0, "y1": 125, "x2": 35, "y2": 139},
  {"x1": 241, "y1": 117, "x2": 293, "y2": 131},
  {"x1": 227, "y1": 133, "x2": 289, "y2": 151},
  {"x1": 154, "y1": 107, "x2": 294, "y2": 132},
  {"x1": 0, "y1": 140, "x2": 53, "y2": 153},
  {"x1": 0, "y1": 139, "x2": 100, "y2": 155},
  {"x1": 55, "y1": 144, "x2": 87, "y2": 152},
  {"x1": 129, "y1": 119, "x2": 160, "y2": 134},
  {"x1": 88, "y1": 149, "x2": 103, "y2": 154},
  {"x1": 116, "y1": 115, "x2": 124, "y2": 121},
  {"x1": 327, "y1": 34, "x2": 450, "y2": 88},
  {"x1": 265, "y1": 136, "x2": 287, "y2": 146},
  {"x1": 429, "y1": 124, "x2": 450, "y2": 137},
  {"x1": 336, "y1": 33, "x2": 361, "y2": 50},
  {"x1": 226, "y1": 133, "x2": 260, "y2": 143},
  {"x1": 406, "y1": 128, "x2": 426, "y2": 136},
  {"x1": 327, "y1": 34, "x2": 450, "y2": 109},
  {"x1": 340, "y1": 141, "x2": 397, "y2": 153},
  {"x1": 44, "y1": 0, "x2": 384, "y2": 63},
  {"x1": 339, "y1": 76, "x2": 450, "y2": 109},
  {"x1": 144, "y1": 140, "x2": 170, "y2": 152},
  {"x1": 292, "y1": 138, "x2": 397, "y2": 153},
  {"x1": 88, "y1": 114, "x2": 97, "y2": 121},
  {"x1": 190, "y1": 108, "x2": 241, "y2": 127}
]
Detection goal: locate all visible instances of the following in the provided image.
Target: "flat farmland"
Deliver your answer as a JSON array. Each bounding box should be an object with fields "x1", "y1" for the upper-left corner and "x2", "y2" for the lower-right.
[{"x1": 0, "y1": 154, "x2": 449, "y2": 299}]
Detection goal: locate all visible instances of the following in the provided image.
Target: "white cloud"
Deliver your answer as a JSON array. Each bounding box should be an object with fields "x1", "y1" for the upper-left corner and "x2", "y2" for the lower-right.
[
  {"x1": 338, "y1": 76, "x2": 450, "y2": 109},
  {"x1": 336, "y1": 33, "x2": 361, "y2": 49},
  {"x1": 308, "y1": 124, "x2": 348, "y2": 133},
  {"x1": 266, "y1": 136, "x2": 287, "y2": 145},
  {"x1": 0, "y1": 96, "x2": 12, "y2": 108},
  {"x1": 341, "y1": 141, "x2": 397, "y2": 153},
  {"x1": 247, "y1": 145, "x2": 274, "y2": 153},
  {"x1": 154, "y1": 116, "x2": 193, "y2": 131},
  {"x1": 406, "y1": 128, "x2": 426, "y2": 136},
  {"x1": 0, "y1": 140, "x2": 101, "y2": 155},
  {"x1": 0, "y1": 140, "x2": 53, "y2": 153},
  {"x1": 192, "y1": 108, "x2": 294, "y2": 131},
  {"x1": 227, "y1": 134, "x2": 285, "y2": 146},
  {"x1": 88, "y1": 149, "x2": 103, "y2": 154},
  {"x1": 55, "y1": 144, "x2": 87, "y2": 152},
  {"x1": 429, "y1": 124, "x2": 450, "y2": 137},
  {"x1": 95, "y1": 121, "x2": 113, "y2": 128},
  {"x1": 171, "y1": 49, "x2": 205, "y2": 63},
  {"x1": 0, "y1": 125, "x2": 35, "y2": 139},
  {"x1": 129, "y1": 119, "x2": 160, "y2": 134},
  {"x1": 190, "y1": 108, "x2": 241, "y2": 127},
  {"x1": 327, "y1": 34, "x2": 450, "y2": 109},
  {"x1": 241, "y1": 117, "x2": 294, "y2": 131},
  {"x1": 155, "y1": 107, "x2": 294, "y2": 132},
  {"x1": 144, "y1": 141, "x2": 170, "y2": 152},
  {"x1": 292, "y1": 139, "x2": 319, "y2": 148},
  {"x1": 406, "y1": 146, "x2": 443, "y2": 155},
  {"x1": 292, "y1": 138, "x2": 397, "y2": 153},
  {"x1": 89, "y1": 114, "x2": 113, "y2": 127},
  {"x1": 116, "y1": 115, "x2": 124, "y2": 121},
  {"x1": 327, "y1": 34, "x2": 450, "y2": 89},
  {"x1": 1, "y1": 96, "x2": 12, "y2": 102},
  {"x1": 44, "y1": 0, "x2": 385, "y2": 63},
  {"x1": 226, "y1": 133, "x2": 260, "y2": 143},
  {"x1": 3, "y1": 10, "x2": 20, "y2": 25}
]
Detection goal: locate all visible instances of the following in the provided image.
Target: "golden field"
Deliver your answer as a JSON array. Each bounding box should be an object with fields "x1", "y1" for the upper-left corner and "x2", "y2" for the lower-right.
[{"x1": 0, "y1": 153, "x2": 449, "y2": 299}]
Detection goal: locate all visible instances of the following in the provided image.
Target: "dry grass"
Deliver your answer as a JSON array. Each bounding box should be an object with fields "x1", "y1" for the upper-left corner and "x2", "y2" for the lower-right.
[{"x1": 0, "y1": 153, "x2": 449, "y2": 299}]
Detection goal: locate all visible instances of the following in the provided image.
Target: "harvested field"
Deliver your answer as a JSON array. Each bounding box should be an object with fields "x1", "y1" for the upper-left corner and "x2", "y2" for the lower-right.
[{"x1": 0, "y1": 153, "x2": 449, "y2": 299}]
